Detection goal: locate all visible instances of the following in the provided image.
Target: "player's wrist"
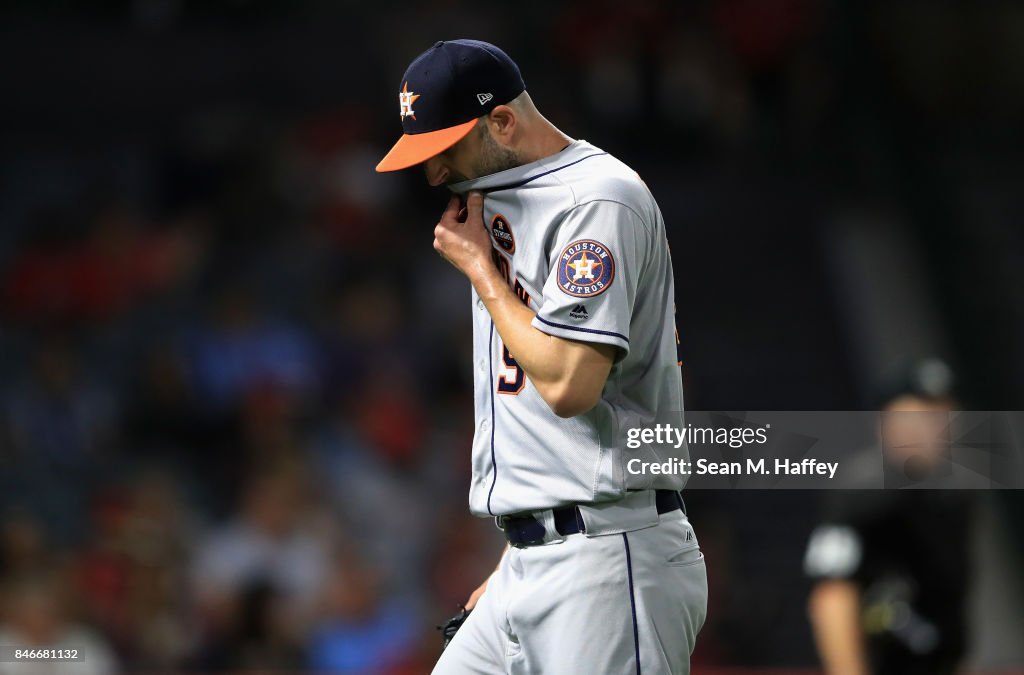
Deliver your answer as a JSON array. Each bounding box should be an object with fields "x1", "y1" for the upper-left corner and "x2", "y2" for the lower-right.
[{"x1": 467, "y1": 260, "x2": 506, "y2": 302}]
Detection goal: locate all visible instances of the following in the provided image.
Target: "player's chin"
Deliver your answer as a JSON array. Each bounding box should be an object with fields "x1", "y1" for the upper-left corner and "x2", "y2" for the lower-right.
[{"x1": 444, "y1": 170, "x2": 471, "y2": 186}]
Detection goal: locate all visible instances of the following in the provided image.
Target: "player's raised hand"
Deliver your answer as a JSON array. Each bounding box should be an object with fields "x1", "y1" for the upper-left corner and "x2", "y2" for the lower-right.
[{"x1": 433, "y1": 191, "x2": 494, "y2": 278}]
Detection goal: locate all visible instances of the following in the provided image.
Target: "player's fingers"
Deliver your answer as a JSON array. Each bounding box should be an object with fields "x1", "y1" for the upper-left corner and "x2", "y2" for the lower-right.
[
  {"x1": 441, "y1": 194, "x2": 462, "y2": 223},
  {"x1": 466, "y1": 190, "x2": 484, "y2": 225}
]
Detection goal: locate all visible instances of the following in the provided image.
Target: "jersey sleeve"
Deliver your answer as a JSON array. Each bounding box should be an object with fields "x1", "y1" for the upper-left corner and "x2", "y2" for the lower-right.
[
  {"x1": 531, "y1": 200, "x2": 650, "y2": 358},
  {"x1": 803, "y1": 522, "x2": 865, "y2": 581},
  {"x1": 803, "y1": 492, "x2": 882, "y2": 582}
]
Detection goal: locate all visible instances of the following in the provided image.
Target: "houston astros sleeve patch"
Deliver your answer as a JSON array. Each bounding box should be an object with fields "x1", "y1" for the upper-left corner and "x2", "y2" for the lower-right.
[{"x1": 557, "y1": 239, "x2": 615, "y2": 297}]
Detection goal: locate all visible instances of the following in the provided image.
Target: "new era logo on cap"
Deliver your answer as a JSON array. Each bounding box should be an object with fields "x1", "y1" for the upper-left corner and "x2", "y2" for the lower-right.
[{"x1": 376, "y1": 40, "x2": 526, "y2": 172}]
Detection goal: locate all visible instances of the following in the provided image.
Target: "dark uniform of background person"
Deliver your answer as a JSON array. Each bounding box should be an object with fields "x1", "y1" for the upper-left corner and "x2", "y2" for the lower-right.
[{"x1": 804, "y1": 359, "x2": 975, "y2": 675}]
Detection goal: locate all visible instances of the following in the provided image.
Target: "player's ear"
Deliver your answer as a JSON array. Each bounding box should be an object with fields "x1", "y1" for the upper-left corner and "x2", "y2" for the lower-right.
[{"x1": 487, "y1": 105, "x2": 517, "y2": 145}]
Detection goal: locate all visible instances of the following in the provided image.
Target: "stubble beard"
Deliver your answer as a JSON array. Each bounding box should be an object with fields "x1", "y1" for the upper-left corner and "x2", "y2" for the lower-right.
[
  {"x1": 468, "y1": 126, "x2": 521, "y2": 181},
  {"x1": 442, "y1": 124, "x2": 522, "y2": 186}
]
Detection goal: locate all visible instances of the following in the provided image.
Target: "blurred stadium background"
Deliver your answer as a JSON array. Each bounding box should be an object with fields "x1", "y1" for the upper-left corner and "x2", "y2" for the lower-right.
[{"x1": 0, "y1": 1, "x2": 1022, "y2": 673}]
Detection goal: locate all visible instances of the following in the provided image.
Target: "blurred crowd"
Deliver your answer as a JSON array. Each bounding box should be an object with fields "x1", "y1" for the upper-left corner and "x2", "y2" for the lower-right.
[
  {"x1": 1, "y1": 1, "x2": 1023, "y2": 673},
  {"x1": 0, "y1": 35, "x2": 506, "y2": 670},
  {"x1": 0, "y1": 123, "x2": 503, "y2": 671}
]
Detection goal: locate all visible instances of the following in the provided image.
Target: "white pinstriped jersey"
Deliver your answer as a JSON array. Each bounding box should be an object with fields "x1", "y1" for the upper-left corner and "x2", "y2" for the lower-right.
[{"x1": 449, "y1": 140, "x2": 687, "y2": 517}]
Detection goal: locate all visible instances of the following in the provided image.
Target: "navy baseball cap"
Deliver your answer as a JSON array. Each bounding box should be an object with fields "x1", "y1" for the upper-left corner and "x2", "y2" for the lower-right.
[{"x1": 375, "y1": 39, "x2": 526, "y2": 172}]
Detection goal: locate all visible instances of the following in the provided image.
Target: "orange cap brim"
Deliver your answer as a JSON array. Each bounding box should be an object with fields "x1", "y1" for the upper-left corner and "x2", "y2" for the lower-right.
[{"x1": 375, "y1": 119, "x2": 478, "y2": 172}]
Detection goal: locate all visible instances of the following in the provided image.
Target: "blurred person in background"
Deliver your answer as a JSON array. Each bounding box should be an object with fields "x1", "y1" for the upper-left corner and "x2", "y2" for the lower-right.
[
  {"x1": 71, "y1": 473, "x2": 194, "y2": 670},
  {"x1": 310, "y1": 365, "x2": 434, "y2": 588},
  {"x1": 3, "y1": 201, "x2": 197, "y2": 325},
  {"x1": 126, "y1": 340, "x2": 201, "y2": 459},
  {"x1": 804, "y1": 359, "x2": 975, "y2": 675},
  {"x1": 188, "y1": 459, "x2": 331, "y2": 671},
  {"x1": 0, "y1": 571, "x2": 119, "y2": 675},
  {"x1": 71, "y1": 489, "x2": 137, "y2": 657},
  {"x1": 0, "y1": 512, "x2": 51, "y2": 580},
  {"x1": 1, "y1": 340, "x2": 119, "y2": 545},
  {"x1": 186, "y1": 281, "x2": 320, "y2": 413},
  {"x1": 4, "y1": 337, "x2": 120, "y2": 468},
  {"x1": 190, "y1": 578, "x2": 303, "y2": 672},
  {"x1": 305, "y1": 549, "x2": 421, "y2": 675}
]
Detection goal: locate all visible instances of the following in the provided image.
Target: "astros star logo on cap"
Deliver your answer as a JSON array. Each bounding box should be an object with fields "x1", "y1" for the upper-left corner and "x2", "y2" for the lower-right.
[
  {"x1": 376, "y1": 39, "x2": 526, "y2": 172},
  {"x1": 398, "y1": 82, "x2": 420, "y2": 120}
]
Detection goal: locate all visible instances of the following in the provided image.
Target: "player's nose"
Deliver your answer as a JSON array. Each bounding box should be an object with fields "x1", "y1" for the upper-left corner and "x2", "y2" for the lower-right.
[{"x1": 424, "y1": 156, "x2": 449, "y2": 187}]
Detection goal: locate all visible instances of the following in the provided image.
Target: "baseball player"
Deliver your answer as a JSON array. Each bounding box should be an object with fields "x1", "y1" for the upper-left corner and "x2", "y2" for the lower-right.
[
  {"x1": 376, "y1": 40, "x2": 707, "y2": 674},
  {"x1": 804, "y1": 360, "x2": 973, "y2": 675}
]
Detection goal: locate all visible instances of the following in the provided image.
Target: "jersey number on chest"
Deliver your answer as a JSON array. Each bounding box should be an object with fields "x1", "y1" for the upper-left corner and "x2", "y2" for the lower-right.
[
  {"x1": 497, "y1": 345, "x2": 525, "y2": 395},
  {"x1": 494, "y1": 251, "x2": 531, "y2": 396}
]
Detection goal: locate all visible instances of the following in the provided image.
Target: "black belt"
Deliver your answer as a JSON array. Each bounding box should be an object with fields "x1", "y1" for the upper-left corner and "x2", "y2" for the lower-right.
[{"x1": 498, "y1": 489, "x2": 685, "y2": 548}]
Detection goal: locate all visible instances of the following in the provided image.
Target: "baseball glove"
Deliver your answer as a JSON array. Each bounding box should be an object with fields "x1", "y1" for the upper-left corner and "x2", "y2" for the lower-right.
[{"x1": 437, "y1": 605, "x2": 472, "y2": 650}]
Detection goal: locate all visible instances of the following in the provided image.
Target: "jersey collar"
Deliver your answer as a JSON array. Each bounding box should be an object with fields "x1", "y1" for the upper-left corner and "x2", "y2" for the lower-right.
[{"x1": 447, "y1": 139, "x2": 595, "y2": 194}]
